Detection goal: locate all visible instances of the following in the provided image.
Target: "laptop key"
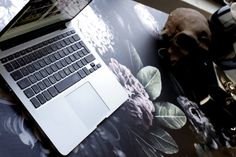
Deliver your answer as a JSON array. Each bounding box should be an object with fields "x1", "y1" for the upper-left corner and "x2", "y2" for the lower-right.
[
  {"x1": 40, "y1": 69, "x2": 48, "y2": 77},
  {"x1": 73, "y1": 52, "x2": 81, "y2": 59},
  {"x1": 89, "y1": 68, "x2": 95, "y2": 73},
  {"x1": 28, "y1": 75, "x2": 37, "y2": 84},
  {"x1": 45, "y1": 46, "x2": 53, "y2": 54},
  {"x1": 69, "y1": 55, "x2": 76, "y2": 62},
  {"x1": 24, "y1": 88, "x2": 35, "y2": 98},
  {"x1": 67, "y1": 46, "x2": 74, "y2": 53},
  {"x1": 78, "y1": 51, "x2": 84, "y2": 57},
  {"x1": 64, "y1": 67, "x2": 71, "y2": 76},
  {"x1": 43, "y1": 78, "x2": 52, "y2": 87},
  {"x1": 68, "y1": 65, "x2": 75, "y2": 73},
  {"x1": 17, "y1": 78, "x2": 31, "y2": 89},
  {"x1": 51, "y1": 43, "x2": 58, "y2": 51},
  {"x1": 54, "y1": 36, "x2": 60, "y2": 42},
  {"x1": 7, "y1": 55, "x2": 14, "y2": 61},
  {"x1": 81, "y1": 58, "x2": 87, "y2": 65},
  {"x1": 34, "y1": 72, "x2": 43, "y2": 81},
  {"x1": 17, "y1": 58, "x2": 26, "y2": 66},
  {"x1": 59, "y1": 70, "x2": 66, "y2": 78},
  {"x1": 60, "y1": 59, "x2": 68, "y2": 67},
  {"x1": 35, "y1": 50, "x2": 43, "y2": 59},
  {"x1": 28, "y1": 53, "x2": 37, "y2": 61},
  {"x1": 49, "y1": 76, "x2": 57, "y2": 84},
  {"x1": 72, "y1": 63, "x2": 79, "y2": 70},
  {"x1": 55, "y1": 61, "x2": 63, "y2": 69},
  {"x1": 48, "y1": 86, "x2": 58, "y2": 97},
  {"x1": 36, "y1": 94, "x2": 46, "y2": 104},
  {"x1": 12, "y1": 52, "x2": 19, "y2": 58},
  {"x1": 58, "y1": 50, "x2": 65, "y2": 58},
  {"x1": 93, "y1": 65, "x2": 98, "y2": 71},
  {"x1": 97, "y1": 63, "x2": 101, "y2": 68},
  {"x1": 32, "y1": 85, "x2": 40, "y2": 94},
  {"x1": 68, "y1": 36, "x2": 75, "y2": 43},
  {"x1": 85, "y1": 54, "x2": 95, "y2": 63},
  {"x1": 33, "y1": 62, "x2": 41, "y2": 70},
  {"x1": 11, "y1": 70, "x2": 23, "y2": 81},
  {"x1": 72, "y1": 34, "x2": 80, "y2": 41},
  {"x1": 71, "y1": 44, "x2": 78, "y2": 51},
  {"x1": 1, "y1": 57, "x2": 8, "y2": 63},
  {"x1": 23, "y1": 55, "x2": 30, "y2": 64},
  {"x1": 37, "y1": 82, "x2": 46, "y2": 90},
  {"x1": 30, "y1": 97, "x2": 41, "y2": 108},
  {"x1": 42, "y1": 91, "x2": 52, "y2": 101},
  {"x1": 76, "y1": 42, "x2": 82, "y2": 49},
  {"x1": 54, "y1": 52, "x2": 61, "y2": 60},
  {"x1": 82, "y1": 49, "x2": 89, "y2": 55},
  {"x1": 26, "y1": 64, "x2": 36, "y2": 73},
  {"x1": 11, "y1": 60, "x2": 20, "y2": 69},
  {"x1": 90, "y1": 63, "x2": 95, "y2": 67},
  {"x1": 21, "y1": 50, "x2": 27, "y2": 55},
  {"x1": 55, "y1": 73, "x2": 81, "y2": 93},
  {"x1": 83, "y1": 67, "x2": 90, "y2": 75},
  {"x1": 53, "y1": 73, "x2": 61, "y2": 81},
  {"x1": 46, "y1": 66, "x2": 54, "y2": 75},
  {"x1": 96, "y1": 63, "x2": 100, "y2": 69},
  {"x1": 26, "y1": 47, "x2": 33, "y2": 53},
  {"x1": 58, "y1": 34, "x2": 63, "y2": 39},
  {"x1": 4, "y1": 63, "x2": 14, "y2": 72},
  {"x1": 63, "y1": 48, "x2": 70, "y2": 55},
  {"x1": 60, "y1": 40, "x2": 66, "y2": 47},
  {"x1": 76, "y1": 60, "x2": 83, "y2": 68},
  {"x1": 64, "y1": 38, "x2": 70, "y2": 45},
  {"x1": 78, "y1": 69, "x2": 86, "y2": 78},
  {"x1": 51, "y1": 64, "x2": 58, "y2": 72},
  {"x1": 20, "y1": 67, "x2": 29, "y2": 76},
  {"x1": 49, "y1": 54, "x2": 56, "y2": 62},
  {"x1": 67, "y1": 31, "x2": 72, "y2": 36},
  {"x1": 62, "y1": 33, "x2": 68, "y2": 38},
  {"x1": 38, "y1": 59, "x2": 46, "y2": 68},
  {"x1": 70, "y1": 30, "x2": 76, "y2": 34},
  {"x1": 44, "y1": 57, "x2": 51, "y2": 65},
  {"x1": 56, "y1": 42, "x2": 62, "y2": 49},
  {"x1": 48, "y1": 39, "x2": 54, "y2": 44},
  {"x1": 65, "y1": 57, "x2": 72, "y2": 64}
]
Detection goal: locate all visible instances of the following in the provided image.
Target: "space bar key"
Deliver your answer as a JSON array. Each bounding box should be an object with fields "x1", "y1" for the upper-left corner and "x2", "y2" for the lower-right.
[{"x1": 55, "y1": 73, "x2": 81, "y2": 93}]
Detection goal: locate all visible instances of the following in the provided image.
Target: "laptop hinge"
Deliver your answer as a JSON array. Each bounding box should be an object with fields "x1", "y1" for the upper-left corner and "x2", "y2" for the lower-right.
[{"x1": 0, "y1": 21, "x2": 67, "y2": 51}]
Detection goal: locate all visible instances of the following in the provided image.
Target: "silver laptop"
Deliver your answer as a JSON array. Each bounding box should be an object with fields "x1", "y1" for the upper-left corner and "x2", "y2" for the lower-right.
[{"x1": 0, "y1": 0, "x2": 128, "y2": 155}]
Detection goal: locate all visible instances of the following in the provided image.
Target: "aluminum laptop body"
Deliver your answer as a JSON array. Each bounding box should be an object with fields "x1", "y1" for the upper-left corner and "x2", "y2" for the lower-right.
[{"x1": 0, "y1": 0, "x2": 128, "y2": 155}]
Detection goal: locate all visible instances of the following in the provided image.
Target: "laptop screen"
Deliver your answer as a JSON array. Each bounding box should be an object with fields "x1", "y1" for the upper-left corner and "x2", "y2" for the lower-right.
[
  {"x1": 0, "y1": 0, "x2": 29, "y2": 33},
  {"x1": 0, "y1": 0, "x2": 91, "y2": 41}
]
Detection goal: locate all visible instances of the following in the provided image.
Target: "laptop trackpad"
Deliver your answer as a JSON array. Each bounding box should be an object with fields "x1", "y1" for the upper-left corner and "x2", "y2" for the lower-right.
[{"x1": 66, "y1": 82, "x2": 110, "y2": 129}]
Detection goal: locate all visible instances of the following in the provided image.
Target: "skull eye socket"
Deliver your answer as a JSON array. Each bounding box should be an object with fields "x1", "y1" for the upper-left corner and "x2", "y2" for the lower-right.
[
  {"x1": 175, "y1": 33, "x2": 198, "y2": 51},
  {"x1": 198, "y1": 31, "x2": 210, "y2": 47}
]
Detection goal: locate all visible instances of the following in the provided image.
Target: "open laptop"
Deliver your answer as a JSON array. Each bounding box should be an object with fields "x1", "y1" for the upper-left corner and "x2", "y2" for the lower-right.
[{"x1": 0, "y1": 0, "x2": 128, "y2": 155}]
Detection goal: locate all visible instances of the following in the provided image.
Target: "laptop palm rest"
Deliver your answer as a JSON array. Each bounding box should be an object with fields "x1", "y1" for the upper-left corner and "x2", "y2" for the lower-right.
[{"x1": 66, "y1": 82, "x2": 110, "y2": 129}]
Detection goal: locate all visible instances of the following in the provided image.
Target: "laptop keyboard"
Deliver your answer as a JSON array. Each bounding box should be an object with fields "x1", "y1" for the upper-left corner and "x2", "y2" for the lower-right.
[{"x1": 1, "y1": 30, "x2": 101, "y2": 108}]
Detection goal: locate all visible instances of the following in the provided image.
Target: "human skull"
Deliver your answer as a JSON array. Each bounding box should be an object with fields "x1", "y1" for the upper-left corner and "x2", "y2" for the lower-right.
[{"x1": 161, "y1": 8, "x2": 211, "y2": 65}]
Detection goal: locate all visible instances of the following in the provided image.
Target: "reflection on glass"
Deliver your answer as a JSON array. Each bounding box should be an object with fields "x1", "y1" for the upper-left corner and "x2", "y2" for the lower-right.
[{"x1": 0, "y1": 0, "x2": 29, "y2": 31}]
